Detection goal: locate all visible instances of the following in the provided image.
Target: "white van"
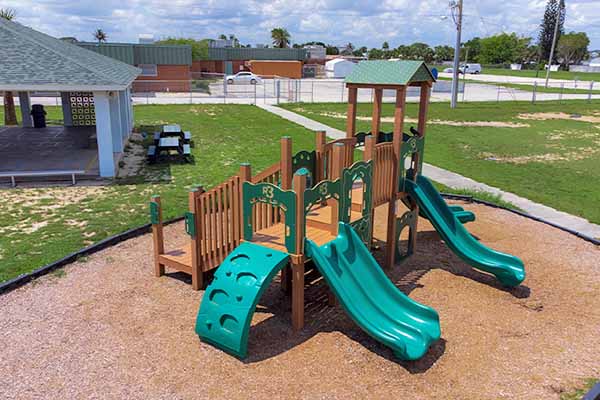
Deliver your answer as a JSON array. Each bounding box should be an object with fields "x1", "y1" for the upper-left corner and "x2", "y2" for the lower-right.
[{"x1": 459, "y1": 63, "x2": 482, "y2": 74}]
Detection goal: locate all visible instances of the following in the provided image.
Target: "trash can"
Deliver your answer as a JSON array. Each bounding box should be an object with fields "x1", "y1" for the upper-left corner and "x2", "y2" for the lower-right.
[{"x1": 31, "y1": 104, "x2": 47, "y2": 128}]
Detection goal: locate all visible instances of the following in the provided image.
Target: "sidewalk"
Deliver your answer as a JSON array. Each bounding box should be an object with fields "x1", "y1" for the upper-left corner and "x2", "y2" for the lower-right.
[{"x1": 257, "y1": 103, "x2": 600, "y2": 239}]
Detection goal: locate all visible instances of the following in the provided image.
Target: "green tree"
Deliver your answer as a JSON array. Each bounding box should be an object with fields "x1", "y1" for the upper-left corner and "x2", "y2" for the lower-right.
[
  {"x1": 326, "y1": 45, "x2": 339, "y2": 55},
  {"x1": 538, "y1": 0, "x2": 566, "y2": 62},
  {"x1": 1, "y1": 8, "x2": 18, "y2": 126},
  {"x1": 156, "y1": 37, "x2": 210, "y2": 60},
  {"x1": 367, "y1": 48, "x2": 384, "y2": 59},
  {"x1": 407, "y1": 42, "x2": 434, "y2": 63},
  {"x1": 382, "y1": 41, "x2": 389, "y2": 50},
  {"x1": 271, "y1": 28, "x2": 291, "y2": 48},
  {"x1": 462, "y1": 37, "x2": 481, "y2": 62},
  {"x1": 557, "y1": 32, "x2": 589, "y2": 66},
  {"x1": 93, "y1": 28, "x2": 107, "y2": 43},
  {"x1": 218, "y1": 34, "x2": 227, "y2": 40},
  {"x1": 479, "y1": 33, "x2": 529, "y2": 64},
  {"x1": 434, "y1": 45, "x2": 454, "y2": 63}
]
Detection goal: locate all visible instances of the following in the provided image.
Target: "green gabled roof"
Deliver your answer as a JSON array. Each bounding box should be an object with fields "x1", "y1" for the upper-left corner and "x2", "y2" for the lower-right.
[
  {"x1": 344, "y1": 60, "x2": 435, "y2": 86},
  {"x1": 0, "y1": 18, "x2": 140, "y2": 91}
]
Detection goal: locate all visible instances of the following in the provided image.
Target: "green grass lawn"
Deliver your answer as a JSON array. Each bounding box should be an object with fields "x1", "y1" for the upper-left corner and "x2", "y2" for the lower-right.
[
  {"x1": 280, "y1": 100, "x2": 600, "y2": 226},
  {"x1": 0, "y1": 104, "x2": 318, "y2": 282}
]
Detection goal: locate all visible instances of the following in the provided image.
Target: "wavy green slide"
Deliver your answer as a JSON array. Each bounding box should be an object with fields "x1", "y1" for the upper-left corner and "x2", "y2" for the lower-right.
[
  {"x1": 307, "y1": 223, "x2": 441, "y2": 360},
  {"x1": 405, "y1": 175, "x2": 525, "y2": 287}
]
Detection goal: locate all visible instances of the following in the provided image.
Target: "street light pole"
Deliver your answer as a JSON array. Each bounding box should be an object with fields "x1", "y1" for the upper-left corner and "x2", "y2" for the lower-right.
[
  {"x1": 544, "y1": 7, "x2": 561, "y2": 88},
  {"x1": 450, "y1": 0, "x2": 463, "y2": 109}
]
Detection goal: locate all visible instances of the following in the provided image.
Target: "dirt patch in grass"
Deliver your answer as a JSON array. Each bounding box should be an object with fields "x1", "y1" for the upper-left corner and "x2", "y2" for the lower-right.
[
  {"x1": 117, "y1": 133, "x2": 148, "y2": 179},
  {"x1": 518, "y1": 112, "x2": 600, "y2": 124},
  {"x1": 0, "y1": 202, "x2": 598, "y2": 399},
  {"x1": 314, "y1": 111, "x2": 530, "y2": 128},
  {"x1": 480, "y1": 146, "x2": 600, "y2": 164}
]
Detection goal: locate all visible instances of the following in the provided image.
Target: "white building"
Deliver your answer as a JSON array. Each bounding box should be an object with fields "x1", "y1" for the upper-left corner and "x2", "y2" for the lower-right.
[{"x1": 325, "y1": 59, "x2": 356, "y2": 78}]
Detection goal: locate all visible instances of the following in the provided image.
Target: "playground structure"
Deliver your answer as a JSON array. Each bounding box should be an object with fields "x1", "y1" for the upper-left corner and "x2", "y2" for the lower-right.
[{"x1": 150, "y1": 61, "x2": 526, "y2": 361}]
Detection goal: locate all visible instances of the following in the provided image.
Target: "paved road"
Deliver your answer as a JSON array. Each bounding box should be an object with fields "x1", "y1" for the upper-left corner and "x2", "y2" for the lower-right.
[{"x1": 438, "y1": 72, "x2": 598, "y2": 90}]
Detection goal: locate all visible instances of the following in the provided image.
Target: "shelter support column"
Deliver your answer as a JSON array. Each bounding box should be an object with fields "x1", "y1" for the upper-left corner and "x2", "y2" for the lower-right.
[
  {"x1": 109, "y1": 92, "x2": 123, "y2": 152},
  {"x1": 60, "y1": 92, "x2": 73, "y2": 127},
  {"x1": 18, "y1": 92, "x2": 32, "y2": 128},
  {"x1": 118, "y1": 90, "x2": 129, "y2": 142},
  {"x1": 93, "y1": 91, "x2": 116, "y2": 177}
]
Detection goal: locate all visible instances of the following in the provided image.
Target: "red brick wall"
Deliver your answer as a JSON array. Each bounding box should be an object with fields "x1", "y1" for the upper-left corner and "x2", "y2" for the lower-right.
[
  {"x1": 133, "y1": 65, "x2": 191, "y2": 92},
  {"x1": 191, "y1": 60, "x2": 249, "y2": 75}
]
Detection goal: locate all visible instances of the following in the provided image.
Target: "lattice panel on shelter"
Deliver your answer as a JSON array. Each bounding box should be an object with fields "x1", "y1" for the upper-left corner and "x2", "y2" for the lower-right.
[{"x1": 69, "y1": 92, "x2": 96, "y2": 126}]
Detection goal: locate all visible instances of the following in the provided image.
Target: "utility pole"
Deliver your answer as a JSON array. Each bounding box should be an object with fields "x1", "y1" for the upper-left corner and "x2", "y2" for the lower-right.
[
  {"x1": 450, "y1": 0, "x2": 463, "y2": 109},
  {"x1": 544, "y1": 6, "x2": 561, "y2": 88}
]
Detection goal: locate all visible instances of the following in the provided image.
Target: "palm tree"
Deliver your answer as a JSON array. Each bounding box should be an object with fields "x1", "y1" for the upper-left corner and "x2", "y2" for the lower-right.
[
  {"x1": 271, "y1": 28, "x2": 291, "y2": 48},
  {"x1": 1, "y1": 8, "x2": 18, "y2": 125},
  {"x1": 93, "y1": 28, "x2": 107, "y2": 43}
]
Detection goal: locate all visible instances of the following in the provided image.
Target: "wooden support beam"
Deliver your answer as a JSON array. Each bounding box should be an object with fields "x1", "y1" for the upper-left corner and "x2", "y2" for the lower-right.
[
  {"x1": 363, "y1": 135, "x2": 377, "y2": 248},
  {"x1": 330, "y1": 143, "x2": 344, "y2": 235},
  {"x1": 384, "y1": 88, "x2": 407, "y2": 269},
  {"x1": 292, "y1": 172, "x2": 307, "y2": 330},
  {"x1": 281, "y1": 138, "x2": 293, "y2": 293},
  {"x1": 280, "y1": 136, "x2": 292, "y2": 190},
  {"x1": 371, "y1": 88, "x2": 383, "y2": 136},
  {"x1": 189, "y1": 188, "x2": 203, "y2": 290},
  {"x1": 151, "y1": 195, "x2": 165, "y2": 277},
  {"x1": 315, "y1": 130, "x2": 327, "y2": 182},
  {"x1": 346, "y1": 86, "x2": 358, "y2": 138}
]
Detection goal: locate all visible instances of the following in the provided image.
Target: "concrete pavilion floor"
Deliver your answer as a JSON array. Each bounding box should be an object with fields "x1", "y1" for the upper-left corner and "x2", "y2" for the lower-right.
[{"x1": 0, "y1": 125, "x2": 99, "y2": 178}]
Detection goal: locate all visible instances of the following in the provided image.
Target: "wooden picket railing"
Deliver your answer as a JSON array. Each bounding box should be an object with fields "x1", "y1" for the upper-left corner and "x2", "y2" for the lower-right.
[
  {"x1": 250, "y1": 162, "x2": 284, "y2": 232},
  {"x1": 372, "y1": 142, "x2": 395, "y2": 207},
  {"x1": 196, "y1": 175, "x2": 242, "y2": 270},
  {"x1": 321, "y1": 137, "x2": 356, "y2": 180}
]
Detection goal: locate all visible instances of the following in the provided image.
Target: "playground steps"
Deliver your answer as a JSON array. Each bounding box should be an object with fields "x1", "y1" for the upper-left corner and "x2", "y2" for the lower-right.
[{"x1": 158, "y1": 245, "x2": 193, "y2": 275}]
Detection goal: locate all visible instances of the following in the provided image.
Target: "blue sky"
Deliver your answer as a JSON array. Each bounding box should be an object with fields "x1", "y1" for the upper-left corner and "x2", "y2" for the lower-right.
[{"x1": 4, "y1": 0, "x2": 599, "y2": 49}]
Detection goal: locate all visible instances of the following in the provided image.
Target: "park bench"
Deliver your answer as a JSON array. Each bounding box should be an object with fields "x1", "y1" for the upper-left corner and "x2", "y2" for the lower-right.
[{"x1": 0, "y1": 169, "x2": 85, "y2": 187}]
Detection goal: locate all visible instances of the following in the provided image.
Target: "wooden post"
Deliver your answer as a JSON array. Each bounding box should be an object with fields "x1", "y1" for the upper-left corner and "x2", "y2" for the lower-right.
[
  {"x1": 280, "y1": 136, "x2": 292, "y2": 189},
  {"x1": 280, "y1": 137, "x2": 293, "y2": 293},
  {"x1": 346, "y1": 86, "x2": 358, "y2": 138},
  {"x1": 315, "y1": 130, "x2": 327, "y2": 182},
  {"x1": 363, "y1": 135, "x2": 377, "y2": 248},
  {"x1": 414, "y1": 82, "x2": 431, "y2": 177},
  {"x1": 330, "y1": 143, "x2": 344, "y2": 235},
  {"x1": 189, "y1": 188, "x2": 204, "y2": 290},
  {"x1": 239, "y1": 163, "x2": 252, "y2": 240},
  {"x1": 384, "y1": 87, "x2": 407, "y2": 269},
  {"x1": 371, "y1": 88, "x2": 383, "y2": 136},
  {"x1": 292, "y1": 172, "x2": 307, "y2": 331},
  {"x1": 151, "y1": 195, "x2": 165, "y2": 277}
]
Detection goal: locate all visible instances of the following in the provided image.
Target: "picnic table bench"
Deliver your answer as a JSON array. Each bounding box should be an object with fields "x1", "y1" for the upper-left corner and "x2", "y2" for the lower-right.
[
  {"x1": 147, "y1": 125, "x2": 192, "y2": 164},
  {"x1": 0, "y1": 169, "x2": 85, "y2": 186}
]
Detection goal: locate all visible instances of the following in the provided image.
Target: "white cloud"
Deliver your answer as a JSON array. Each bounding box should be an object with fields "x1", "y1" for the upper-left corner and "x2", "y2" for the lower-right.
[{"x1": 3, "y1": 0, "x2": 599, "y2": 48}]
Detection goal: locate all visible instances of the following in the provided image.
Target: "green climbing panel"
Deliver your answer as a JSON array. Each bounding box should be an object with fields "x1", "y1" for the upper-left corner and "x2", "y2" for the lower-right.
[
  {"x1": 195, "y1": 242, "x2": 290, "y2": 358},
  {"x1": 292, "y1": 150, "x2": 316, "y2": 184},
  {"x1": 342, "y1": 160, "x2": 373, "y2": 244}
]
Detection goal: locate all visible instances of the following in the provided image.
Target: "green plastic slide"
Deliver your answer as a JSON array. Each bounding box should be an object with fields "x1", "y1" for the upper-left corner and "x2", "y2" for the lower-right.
[
  {"x1": 195, "y1": 242, "x2": 289, "y2": 358},
  {"x1": 406, "y1": 175, "x2": 525, "y2": 287},
  {"x1": 306, "y1": 223, "x2": 441, "y2": 360}
]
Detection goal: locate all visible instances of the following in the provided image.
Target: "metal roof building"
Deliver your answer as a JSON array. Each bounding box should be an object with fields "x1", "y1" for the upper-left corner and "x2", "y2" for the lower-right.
[
  {"x1": 208, "y1": 47, "x2": 307, "y2": 61},
  {"x1": 0, "y1": 18, "x2": 140, "y2": 178},
  {"x1": 76, "y1": 42, "x2": 192, "y2": 66}
]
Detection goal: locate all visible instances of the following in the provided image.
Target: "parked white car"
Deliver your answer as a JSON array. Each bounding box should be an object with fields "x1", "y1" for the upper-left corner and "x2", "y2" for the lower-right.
[{"x1": 225, "y1": 71, "x2": 262, "y2": 85}]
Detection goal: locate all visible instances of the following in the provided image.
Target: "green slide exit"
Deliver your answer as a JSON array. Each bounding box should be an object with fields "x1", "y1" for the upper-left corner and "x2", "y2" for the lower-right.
[
  {"x1": 307, "y1": 223, "x2": 441, "y2": 361},
  {"x1": 405, "y1": 175, "x2": 525, "y2": 287}
]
